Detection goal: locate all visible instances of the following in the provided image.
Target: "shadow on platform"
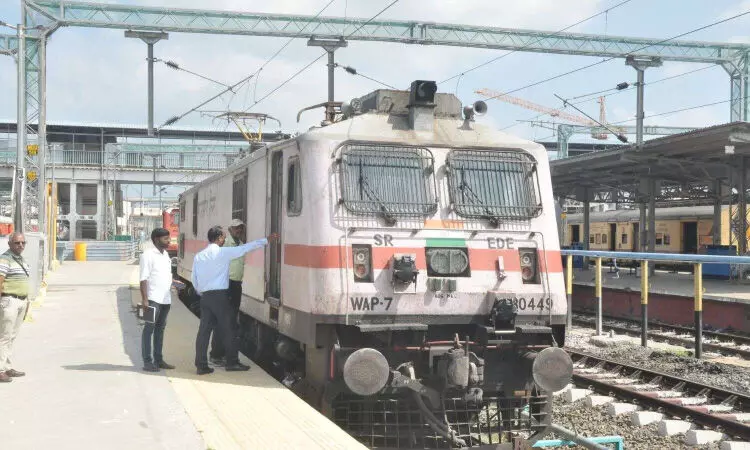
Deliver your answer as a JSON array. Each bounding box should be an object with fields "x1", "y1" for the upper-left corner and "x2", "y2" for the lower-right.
[{"x1": 59, "y1": 284, "x2": 284, "y2": 390}]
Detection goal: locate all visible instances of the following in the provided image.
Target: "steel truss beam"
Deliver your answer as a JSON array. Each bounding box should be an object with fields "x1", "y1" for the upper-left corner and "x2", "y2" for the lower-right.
[
  {"x1": 0, "y1": 34, "x2": 18, "y2": 55},
  {"x1": 21, "y1": 0, "x2": 750, "y2": 63}
]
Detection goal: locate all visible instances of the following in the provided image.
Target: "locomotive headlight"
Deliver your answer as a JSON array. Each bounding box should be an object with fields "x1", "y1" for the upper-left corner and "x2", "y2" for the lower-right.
[
  {"x1": 519, "y1": 248, "x2": 539, "y2": 284},
  {"x1": 530, "y1": 347, "x2": 574, "y2": 393},
  {"x1": 352, "y1": 244, "x2": 373, "y2": 283},
  {"x1": 426, "y1": 248, "x2": 470, "y2": 277}
]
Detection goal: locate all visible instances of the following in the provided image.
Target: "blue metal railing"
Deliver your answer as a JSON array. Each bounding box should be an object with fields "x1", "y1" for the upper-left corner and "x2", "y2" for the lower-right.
[
  {"x1": 560, "y1": 249, "x2": 750, "y2": 264},
  {"x1": 559, "y1": 249, "x2": 749, "y2": 359}
]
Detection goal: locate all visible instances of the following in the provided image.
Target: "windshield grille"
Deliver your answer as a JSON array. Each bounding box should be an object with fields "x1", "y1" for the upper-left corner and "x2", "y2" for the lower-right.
[
  {"x1": 447, "y1": 149, "x2": 540, "y2": 220},
  {"x1": 340, "y1": 144, "x2": 437, "y2": 218}
]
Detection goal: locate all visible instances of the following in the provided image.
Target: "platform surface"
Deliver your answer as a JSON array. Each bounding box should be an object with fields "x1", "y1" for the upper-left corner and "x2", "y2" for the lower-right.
[
  {"x1": 0, "y1": 260, "x2": 366, "y2": 450},
  {"x1": 572, "y1": 266, "x2": 750, "y2": 303}
]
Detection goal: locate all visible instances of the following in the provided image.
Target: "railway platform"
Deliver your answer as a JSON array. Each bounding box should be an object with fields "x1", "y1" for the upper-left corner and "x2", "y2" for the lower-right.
[
  {"x1": 0, "y1": 260, "x2": 365, "y2": 450},
  {"x1": 572, "y1": 267, "x2": 750, "y2": 333}
]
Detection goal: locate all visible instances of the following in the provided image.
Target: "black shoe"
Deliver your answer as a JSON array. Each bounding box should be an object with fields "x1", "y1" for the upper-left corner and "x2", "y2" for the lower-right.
[
  {"x1": 209, "y1": 357, "x2": 226, "y2": 367},
  {"x1": 157, "y1": 361, "x2": 175, "y2": 370},
  {"x1": 225, "y1": 362, "x2": 250, "y2": 371},
  {"x1": 197, "y1": 366, "x2": 214, "y2": 375},
  {"x1": 143, "y1": 362, "x2": 159, "y2": 372}
]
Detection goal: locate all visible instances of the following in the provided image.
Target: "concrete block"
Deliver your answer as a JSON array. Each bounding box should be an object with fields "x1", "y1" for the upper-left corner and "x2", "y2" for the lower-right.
[
  {"x1": 585, "y1": 395, "x2": 615, "y2": 407},
  {"x1": 685, "y1": 429, "x2": 725, "y2": 445},
  {"x1": 607, "y1": 402, "x2": 639, "y2": 416},
  {"x1": 631, "y1": 411, "x2": 664, "y2": 426},
  {"x1": 564, "y1": 388, "x2": 592, "y2": 403},
  {"x1": 721, "y1": 441, "x2": 750, "y2": 450},
  {"x1": 658, "y1": 420, "x2": 692, "y2": 436}
]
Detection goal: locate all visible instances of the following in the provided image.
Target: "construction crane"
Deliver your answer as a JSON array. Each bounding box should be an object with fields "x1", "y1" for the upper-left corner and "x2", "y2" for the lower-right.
[{"x1": 475, "y1": 88, "x2": 609, "y2": 139}]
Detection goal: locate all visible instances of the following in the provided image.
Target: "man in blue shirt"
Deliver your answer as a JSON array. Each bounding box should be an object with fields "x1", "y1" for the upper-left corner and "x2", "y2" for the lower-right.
[{"x1": 191, "y1": 225, "x2": 278, "y2": 374}]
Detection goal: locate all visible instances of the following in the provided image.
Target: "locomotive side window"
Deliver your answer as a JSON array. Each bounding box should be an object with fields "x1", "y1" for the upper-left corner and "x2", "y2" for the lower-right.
[
  {"x1": 339, "y1": 143, "x2": 437, "y2": 219},
  {"x1": 287, "y1": 156, "x2": 302, "y2": 216},
  {"x1": 192, "y1": 193, "x2": 198, "y2": 237},
  {"x1": 447, "y1": 149, "x2": 540, "y2": 220},
  {"x1": 232, "y1": 170, "x2": 248, "y2": 224}
]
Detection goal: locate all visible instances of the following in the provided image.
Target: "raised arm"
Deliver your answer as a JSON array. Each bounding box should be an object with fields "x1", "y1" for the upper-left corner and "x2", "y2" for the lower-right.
[{"x1": 218, "y1": 237, "x2": 269, "y2": 261}]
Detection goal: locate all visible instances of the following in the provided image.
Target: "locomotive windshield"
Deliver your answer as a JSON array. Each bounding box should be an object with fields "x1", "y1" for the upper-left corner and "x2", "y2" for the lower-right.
[
  {"x1": 340, "y1": 144, "x2": 438, "y2": 219},
  {"x1": 447, "y1": 149, "x2": 540, "y2": 220}
]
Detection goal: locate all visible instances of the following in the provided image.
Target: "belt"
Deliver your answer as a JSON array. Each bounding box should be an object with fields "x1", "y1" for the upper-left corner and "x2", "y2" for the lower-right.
[{"x1": 2, "y1": 294, "x2": 27, "y2": 300}]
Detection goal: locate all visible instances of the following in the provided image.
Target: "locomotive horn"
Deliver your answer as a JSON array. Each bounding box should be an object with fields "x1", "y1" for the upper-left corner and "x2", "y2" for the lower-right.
[{"x1": 473, "y1": 100, "x2": 488, "y2": 116}]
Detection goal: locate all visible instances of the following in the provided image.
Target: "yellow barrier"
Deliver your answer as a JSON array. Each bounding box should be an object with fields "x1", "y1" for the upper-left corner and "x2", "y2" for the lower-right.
[{"x1": 74, "y1": 242, "x2": 87, "y2": 261}]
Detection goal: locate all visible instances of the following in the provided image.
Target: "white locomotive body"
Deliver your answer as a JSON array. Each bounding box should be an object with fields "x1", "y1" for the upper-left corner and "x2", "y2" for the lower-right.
[{"x1": 177, "y1": 81, "x2": 571, "y2": 448}]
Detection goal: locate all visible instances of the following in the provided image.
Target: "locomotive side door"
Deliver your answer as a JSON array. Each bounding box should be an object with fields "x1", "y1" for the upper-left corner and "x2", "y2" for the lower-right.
[{"x1": 266, "y1": 151, "x2": 284, "y2": 318}]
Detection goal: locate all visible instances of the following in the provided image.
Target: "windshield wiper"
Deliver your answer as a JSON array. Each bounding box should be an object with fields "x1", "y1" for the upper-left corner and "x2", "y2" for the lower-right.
[
  {"x1": 358, "y1": 161, "x2": 397, "y2": 226},
  {"x1": 458, "y1": 177, "x2": 500, "y2": 227}
]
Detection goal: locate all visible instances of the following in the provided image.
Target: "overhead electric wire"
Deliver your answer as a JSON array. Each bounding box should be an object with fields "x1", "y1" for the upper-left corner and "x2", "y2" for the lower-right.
[
  {"x1": 335, "y1": 63, "x2": 398, "y2": 89},
  {"x1": 439, "y1": 0, "x2": 635, "y2": 85},
  {"x1": 607, "y1": 95, "x2": 749, "y2": 125},
  {"x1": 499, "y1": 62, "x2": 723, "y2": 131},
  {"x1": 156, "y1": 58, "x2": 234, "y2": 90},
  {"x1": 242, "y1": 0, "x2": 401, "y2": 113},
  {"x1": 482, "y1": 8, "x2": 750, "y2": 104},
  {"x1": 159, "y1": 0, "x2": 338, "y2": 129},
  {"x1": 567, "y1": 64, "x2": 718, "y2": 105}
]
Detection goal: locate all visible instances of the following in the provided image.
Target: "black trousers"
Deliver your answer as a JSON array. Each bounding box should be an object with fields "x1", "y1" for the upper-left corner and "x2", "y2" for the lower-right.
[
  {"x1": 142, "y1": 300, "x2": 171, "y2": 364},
  {"x1": 209, "y1": 280, "x2": 242, "y2": 359},
  {"x1": 194, "y1": 289, "x2": 239, "y2": 368}
]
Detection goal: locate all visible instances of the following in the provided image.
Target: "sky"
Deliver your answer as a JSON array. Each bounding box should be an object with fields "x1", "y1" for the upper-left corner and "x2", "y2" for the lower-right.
[{"x1": 1, "y1": 0, "x2": 750, "y2": 200}]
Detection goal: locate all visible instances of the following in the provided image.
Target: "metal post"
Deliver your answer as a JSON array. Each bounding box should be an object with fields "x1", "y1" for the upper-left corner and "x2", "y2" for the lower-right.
[
  {"x1": 626, "y1": 56, "x2": 662, "y2": 149},
  {"x1": 147, "y1": 42, "x2": 154, "y2": 135},
  {"x1": 639, "y1": 203, "x2": 647, "y2": 252},
  {"x1": 327, "y1": 48, "x2": 334, "y2": 106},
  {"x1": 635, "y1": 67, "x2": 645, "y2": 146},
  {"x1": 641, "y1": 260, "x2": 649, "y2": 347},
  {"x1": 583, "y1": 188, "x2": 590, "y2": 269},
  {"x1": 648, "y1": 180, "x2": 656, "y2": 255},
  {"x1": 37, "y1": 33, "x2": 47, "y2": 239},
  {"x1": 124, "y1": 31, "x2": 168, "y2": 136},
  {"x1": 557, "y1": 124, "x2": 574, "y2": 159},
  {"x1": 566, "y1": 254, "x2": 573, "y2": 331},
  {"x1": 595, "y1": 257, "x2": 602, "y2": 335},
  {"x1": 713, "y1": 179, "x2": 722, "y2": 245},
  {"x1": 694, "y1": 262, "x2": 703, "y2": 359},
  {"x1": 14, "y1": 24, "x2": 26, "y2": 233},
  {"x1": 739, "y1": 156, "x2": 747, "y2": 255},
  {"x1": 307, "y1": 37, "x2": 347, "y2": 123}
]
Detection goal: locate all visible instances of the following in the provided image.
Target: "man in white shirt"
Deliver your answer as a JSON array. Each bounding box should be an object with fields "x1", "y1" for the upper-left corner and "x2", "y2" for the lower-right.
[
  {"x1": 139, "y1": 228, "x2": 175, "y2": 372},
  {"x1": 192, "y1": 225, "x2": 278, "y2": 375}
]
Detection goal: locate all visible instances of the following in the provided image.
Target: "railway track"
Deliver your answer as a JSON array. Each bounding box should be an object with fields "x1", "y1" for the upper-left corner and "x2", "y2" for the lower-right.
[
  {"x1": 568, "y1": 350, "x2": 750, "y2": 441},
  {"x1": 572, "y1": 312, "x2": 750, "y2": 359}
]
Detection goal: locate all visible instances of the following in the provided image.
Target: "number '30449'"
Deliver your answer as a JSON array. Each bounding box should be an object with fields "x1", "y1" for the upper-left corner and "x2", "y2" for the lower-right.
[{"x1": 503, "y1": 298, "x2": 552, "y2": 311}]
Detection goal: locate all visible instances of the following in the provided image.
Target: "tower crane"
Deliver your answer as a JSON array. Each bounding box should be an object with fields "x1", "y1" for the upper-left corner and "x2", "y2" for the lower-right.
[{"x1": 475, "y1": 88, "x2": 610, "y2": 140}]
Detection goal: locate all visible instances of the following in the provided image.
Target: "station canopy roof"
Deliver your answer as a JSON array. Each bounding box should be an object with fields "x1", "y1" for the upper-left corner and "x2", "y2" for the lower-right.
[{"x1": 550, "y1": 122, "x2": 750, "y2": 205}]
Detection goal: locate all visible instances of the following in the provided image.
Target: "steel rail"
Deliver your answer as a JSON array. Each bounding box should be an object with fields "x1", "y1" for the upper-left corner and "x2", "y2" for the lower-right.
[
  {"x1": 569, "y1": 350, "x2": 750, "y2": 440},
  {"x1": 572, "y1": 315, "x2": 750, "y2": 359}
]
